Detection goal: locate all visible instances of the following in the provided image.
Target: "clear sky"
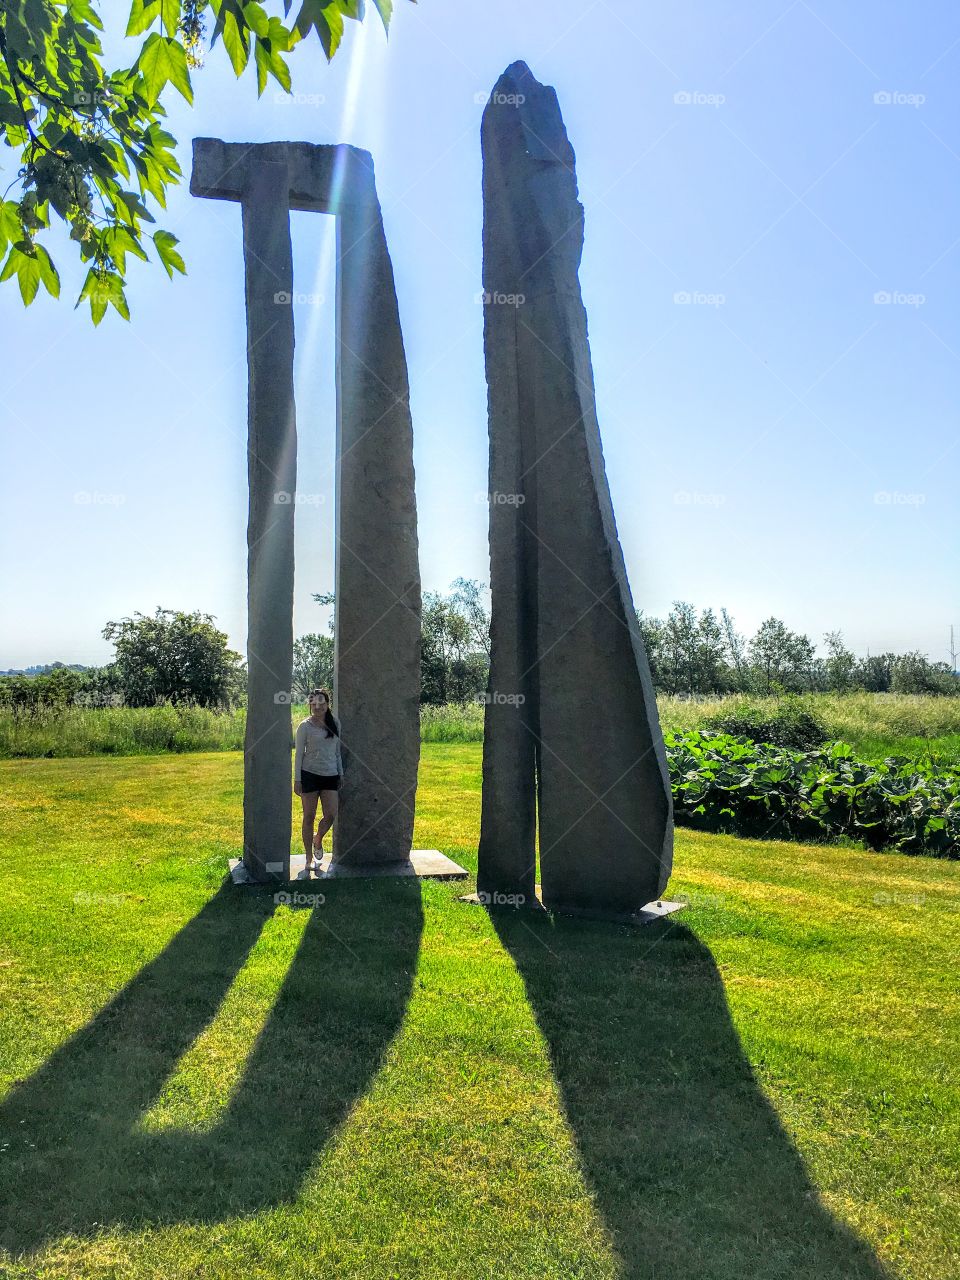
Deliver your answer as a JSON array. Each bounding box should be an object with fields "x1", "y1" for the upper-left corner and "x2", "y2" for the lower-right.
[{"x1": 2, "y1": 0, "x2": 958, "y2": 669}]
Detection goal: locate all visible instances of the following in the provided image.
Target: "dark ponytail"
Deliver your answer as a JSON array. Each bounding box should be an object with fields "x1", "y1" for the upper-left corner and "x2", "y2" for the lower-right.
[{"x1": 308, "y1": 687, "x2": 339, "y2": 737}]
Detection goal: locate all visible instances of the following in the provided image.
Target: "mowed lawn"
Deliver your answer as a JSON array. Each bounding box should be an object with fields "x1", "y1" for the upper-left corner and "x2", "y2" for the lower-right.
[{"x1": 0, "y1": 746, "x2": 957, "y2": 1280}]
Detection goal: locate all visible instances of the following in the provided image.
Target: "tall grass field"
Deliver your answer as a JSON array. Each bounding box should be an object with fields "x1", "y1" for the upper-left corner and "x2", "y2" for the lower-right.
[{"x1": 3, "y1": 693, "x2": 960, "y2": 761}]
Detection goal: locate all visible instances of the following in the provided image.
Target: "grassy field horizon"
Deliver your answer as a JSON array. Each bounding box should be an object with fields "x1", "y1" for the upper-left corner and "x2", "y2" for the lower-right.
[
  {"x1": 3, "y1": 691, "x2": 960, "y2": 764},
  {"x1": 0, "y1": 744, "x2": 957, "y2": 1278}
]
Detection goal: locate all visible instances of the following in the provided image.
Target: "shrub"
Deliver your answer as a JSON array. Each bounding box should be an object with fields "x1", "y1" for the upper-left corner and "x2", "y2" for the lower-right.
[
  {"x1": 665, "y1": 729, "x2": 960, "y2": 857},
  {"x1": 704, "y1": 695, "x2": 829, "y2": 750}
]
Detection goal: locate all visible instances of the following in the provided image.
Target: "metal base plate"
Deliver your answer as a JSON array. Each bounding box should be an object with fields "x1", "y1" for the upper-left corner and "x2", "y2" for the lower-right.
[{"x1": 228, "y1": 850, "x2": 469, "y2": 886}]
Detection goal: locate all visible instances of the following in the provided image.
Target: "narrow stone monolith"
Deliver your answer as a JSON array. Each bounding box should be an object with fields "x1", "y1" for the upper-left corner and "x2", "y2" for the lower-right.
[
  {"x1": 332, "y1": 177, "x2": 421, "y2": 865},
  {"x1": 477, "y1": 64, "x2": 673, "y2": 915},
  {"x1": 191, "y1": 139, "x2": 420, "y2": 877},
  {"x1": 241, "y1": 158, "x2": 297, "y2": 881}
]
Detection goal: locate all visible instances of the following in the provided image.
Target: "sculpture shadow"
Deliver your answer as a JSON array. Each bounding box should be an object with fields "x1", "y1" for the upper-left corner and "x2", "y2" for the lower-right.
[
  {"x1": 0, "y1": 878, "x2": 423, "y2": 1253},
  {"x1": 491, "y1": 910, "x2": 893, "y2": 1280}
]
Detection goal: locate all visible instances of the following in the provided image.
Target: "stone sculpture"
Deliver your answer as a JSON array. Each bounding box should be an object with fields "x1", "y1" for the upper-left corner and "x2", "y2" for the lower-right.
[
  {"x1": 191, "y1": 139, "x2": 420, "y2": 880},
  {"x1": 476, "y1": 63, "x2": 674, "y2": 917}
]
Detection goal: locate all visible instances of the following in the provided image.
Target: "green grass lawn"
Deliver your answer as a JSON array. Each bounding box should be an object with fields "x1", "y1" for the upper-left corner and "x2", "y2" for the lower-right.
[{"x1": 0, "y1": 745, "x2": 957, "y2": 1279}]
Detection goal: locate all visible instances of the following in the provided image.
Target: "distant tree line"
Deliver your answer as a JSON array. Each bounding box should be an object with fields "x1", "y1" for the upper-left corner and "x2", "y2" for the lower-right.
[
  {"x1": 0, "y1": 609, "x2": 244, "y2": 714},
  {"x1": 3, "y1": 592, "x2": 957, "y2": 714},
  {"x1": 638, "y1": 603, "x2": 959, "y2": 697},
  {"x1": 286, "y1": 589, "x2": 960, "y2": 702},
  {"x1": 294, "y1": 580, "x2": 491, "y2": 707}
]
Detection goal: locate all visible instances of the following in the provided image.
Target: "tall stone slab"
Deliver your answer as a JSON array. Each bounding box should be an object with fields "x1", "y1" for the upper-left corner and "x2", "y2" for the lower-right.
[
  {"x1": 333, "y1": 172, "x2": 421, "y2": 865},
  {"x1": 191, "y1": 139, "x2": 420, "y2": 877},
  {"x1": 477, "y1": 64, "x2": 673, "y2": 915}
]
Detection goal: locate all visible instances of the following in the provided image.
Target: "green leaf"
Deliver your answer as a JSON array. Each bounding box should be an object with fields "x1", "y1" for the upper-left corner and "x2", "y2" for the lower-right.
[
  {"x1": 294, "y1": 0, "x2": 344, "y2": 58},
  {"x1": 114, "y1": 189, "x2": 156, "y2": 226},
  {"x1": 34, "y1": 243, "x2": 61, "y2": 298},
  {"x1": 77, "y1": 267, "x2": 108, "y2": 325},
  {"x1": 153, "y1": 229, "x2": 186, "y2": 278},
  {"x1": 69, "y1": 0, "x2": 105, "y2": 29},
  {"x1": 161, "y1": 0, "x2": 182, "y2": 37},
  {"x1": 76, "y1": 267, "x2": 129, "y2": 323},
  {"x1": 371, "y1": 0, "x2": 392, "y2": 33},
  {"x1": 107, "y1": 272, "x2": 131, "y2": 320},
  {"x1": 0, "y1": 202, "x2": 22, "y2": 259},
  {"x1": 253, "y1": 24, "x2": 292, "y2": 93},
  {"x1": 0, "y1": 243, "x2": 41, "y2": 305},
  {"x1": 126, "y1": 0, "x2": 162, "y2": 37},
  {"x1": 218, "y1": 5, "x2": 250, "y2": 75},
  {"x1": 105, "y1": 223, "x2": 149, "y2": 273},
  {"x1": 244, "y1": 1, "x2": 270, "y2": 38},
  {"x1": 137, "y1": 33, "x2": 193, "y2": 105}
]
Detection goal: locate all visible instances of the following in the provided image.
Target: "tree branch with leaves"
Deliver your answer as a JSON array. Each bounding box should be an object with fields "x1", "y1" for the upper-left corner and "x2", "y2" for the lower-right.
[{"x1": 0, "y1": 0, "x2": 405, "y2": 322}]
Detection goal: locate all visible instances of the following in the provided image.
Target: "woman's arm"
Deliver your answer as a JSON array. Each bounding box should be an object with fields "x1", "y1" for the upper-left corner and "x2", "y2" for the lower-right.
[
  {"x1": 294, "y1": 721, "x2": 306, "y2": 785},
  {"x1": 335, "y1": 719, "x2": 343, "y2": 776}
]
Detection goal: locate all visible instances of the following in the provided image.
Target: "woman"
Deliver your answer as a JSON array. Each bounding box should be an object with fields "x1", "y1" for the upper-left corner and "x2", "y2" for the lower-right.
[{"x1": 293, "y1": 688, "x2": 343, "y2": 874}]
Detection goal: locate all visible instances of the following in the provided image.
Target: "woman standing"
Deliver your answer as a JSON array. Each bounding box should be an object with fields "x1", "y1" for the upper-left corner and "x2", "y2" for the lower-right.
[{"x1": 293, "y1": 688, "x2": 343, "y2": 873}]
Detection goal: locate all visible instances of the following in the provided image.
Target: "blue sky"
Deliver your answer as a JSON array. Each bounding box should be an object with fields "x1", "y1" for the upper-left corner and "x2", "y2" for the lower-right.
[{"x1": 2, "y1": 0, "x2": 958, "y2": 669}]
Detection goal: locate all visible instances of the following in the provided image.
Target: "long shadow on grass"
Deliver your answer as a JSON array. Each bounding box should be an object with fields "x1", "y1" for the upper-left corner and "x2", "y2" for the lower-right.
[
  {"x1": 492, "y1": 911, "x2": 893, "y2": 1280},
  {"x1": 0, "y1": 877, "x2": 422, "y2": 1253}
]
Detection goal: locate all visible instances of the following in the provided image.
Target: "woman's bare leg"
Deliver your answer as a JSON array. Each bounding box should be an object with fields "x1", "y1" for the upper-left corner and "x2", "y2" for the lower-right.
[
  {"x1": 301, "y1": 790, "x2": 320, "y2": 865},
  {"x1": 314, "y1": 789, "x2": 340, "y2": 857}
]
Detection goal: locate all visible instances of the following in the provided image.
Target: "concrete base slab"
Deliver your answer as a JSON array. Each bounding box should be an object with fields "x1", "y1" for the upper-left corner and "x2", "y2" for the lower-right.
[
  {"x1": 460, "y1": 887, "x2": 684, "y2": 926},
  {"x1": 229, "y1": 850, "x2": 468, "y2": 886}
]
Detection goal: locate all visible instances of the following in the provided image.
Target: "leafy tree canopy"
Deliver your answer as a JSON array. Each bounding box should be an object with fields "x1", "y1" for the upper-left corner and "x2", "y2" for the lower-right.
[
  {"x1": 0, "y1": 0, "x2": 403, "y2": 322},
  {"x1": 102, "y1": 606, "x2": 244, "y2": 706}
]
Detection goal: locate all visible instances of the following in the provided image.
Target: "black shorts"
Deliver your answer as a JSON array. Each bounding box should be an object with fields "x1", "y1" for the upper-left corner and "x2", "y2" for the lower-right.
[{"x1": 300, "y1": 771, "x2": 340, "y2": 794}]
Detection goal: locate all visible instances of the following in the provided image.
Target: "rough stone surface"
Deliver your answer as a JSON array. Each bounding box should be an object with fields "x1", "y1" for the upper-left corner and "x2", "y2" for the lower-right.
[
  {"x1": 191, "y1": 138, "x2": 420, "y2": 876},
  {"x1": 333, "y1": 189, "x2": 421, "y2": 866},
  {"x1": 477, "y1": 64, "x2": 674, "y2": 915},
  {"x1": 240, "y1": 158, "x2": 297, "y2": 881}
]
